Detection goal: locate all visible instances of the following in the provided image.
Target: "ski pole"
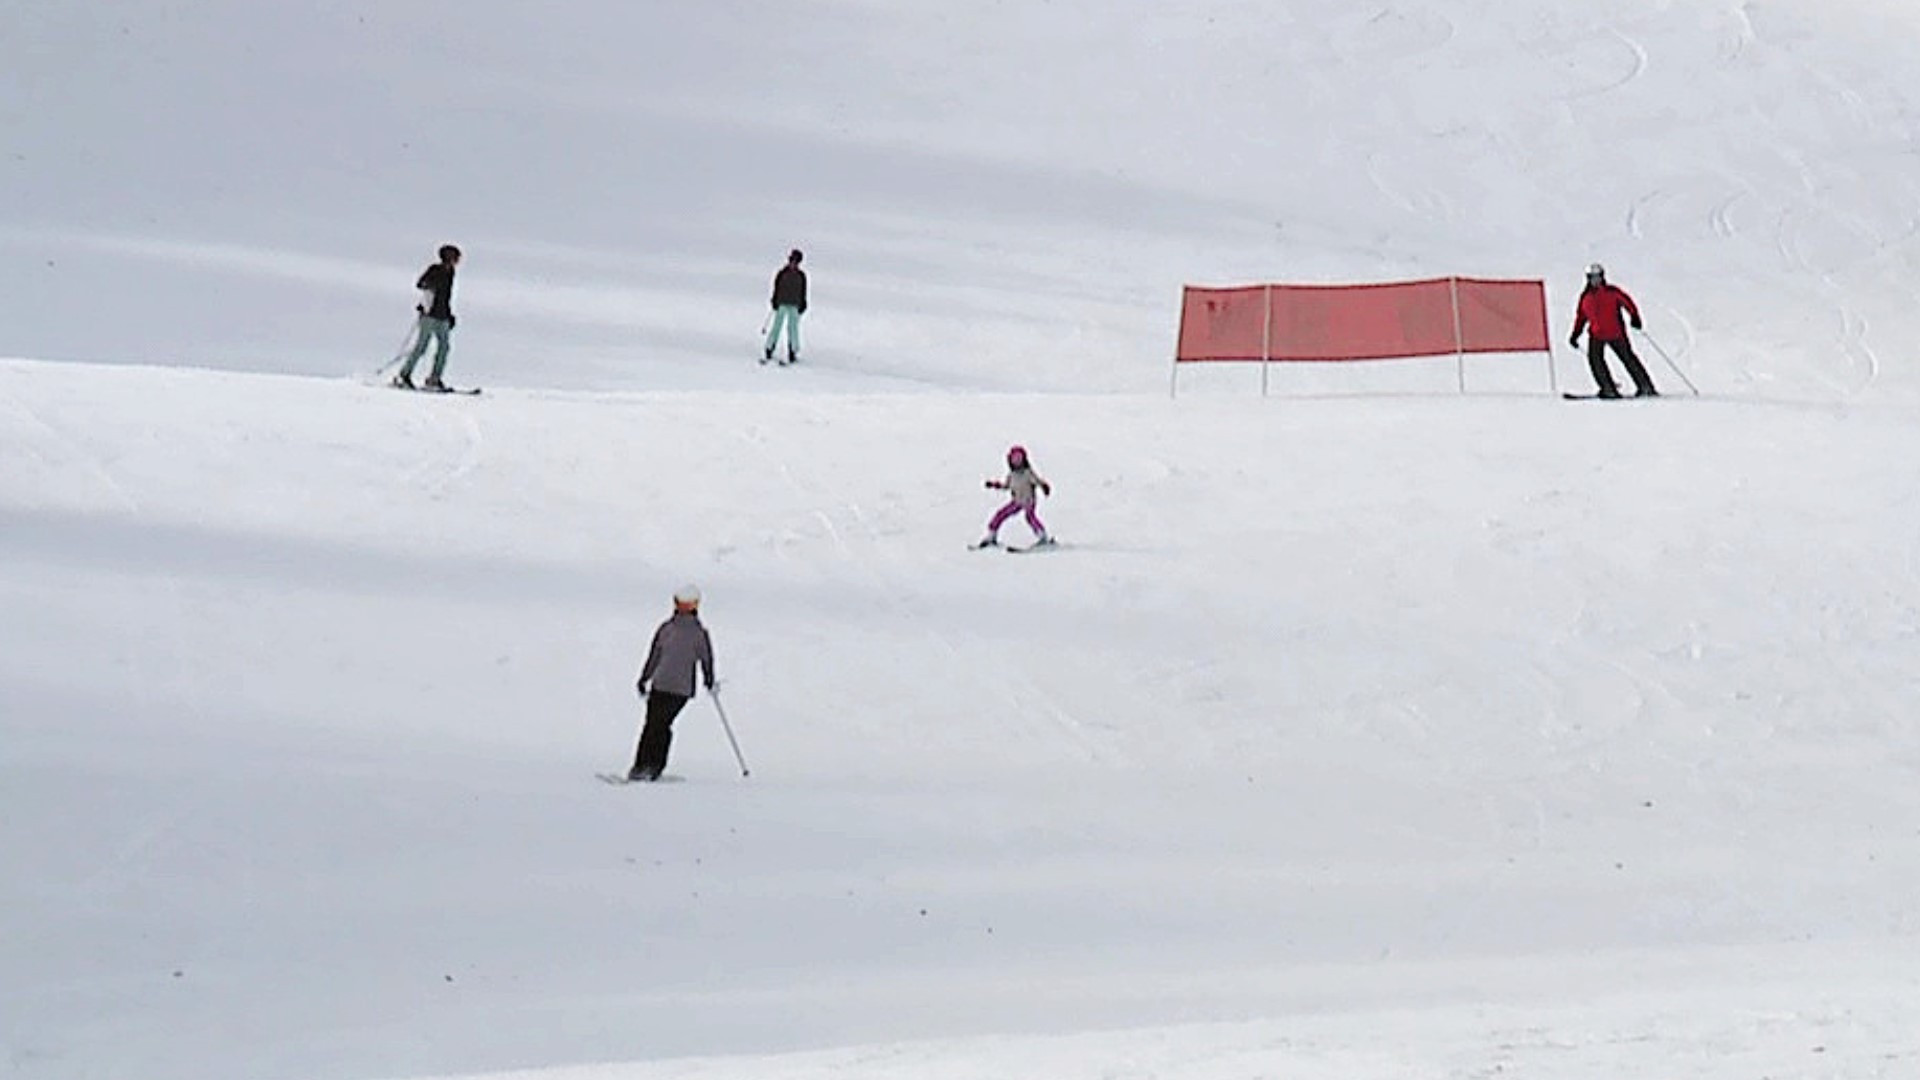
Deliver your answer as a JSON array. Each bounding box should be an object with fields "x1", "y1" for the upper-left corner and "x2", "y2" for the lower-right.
[
  {"x1": 1634, "y1": 328, "x2": 1701, "y2": 396},
  {"x1": 373, "y1": 316, "x2": 424, "y2": 379},
  {"x1": 710, "y1": 690, "x2": 750, "y2": 777},
  {"x1": 759, "y1": 311, "x2": 772, "y2": 336}
]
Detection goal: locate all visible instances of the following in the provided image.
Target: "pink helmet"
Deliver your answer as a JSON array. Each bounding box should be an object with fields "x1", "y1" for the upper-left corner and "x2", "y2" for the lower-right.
[{"x1": 1006, "y1": 444, "x2": 1028, "y2": 465}]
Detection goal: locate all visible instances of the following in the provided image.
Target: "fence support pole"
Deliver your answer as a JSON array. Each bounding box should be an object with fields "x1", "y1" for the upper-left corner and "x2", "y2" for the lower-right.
[
  {"x1": 1449, "y1": 277, "x2": 1467, "y2": 394},
  {"x1": 1170, "y1": 289, "x2": 1183, "y2": 399},
  {"x1": 1260, "y1": 284, "x2": 1274, "y2": 397}
]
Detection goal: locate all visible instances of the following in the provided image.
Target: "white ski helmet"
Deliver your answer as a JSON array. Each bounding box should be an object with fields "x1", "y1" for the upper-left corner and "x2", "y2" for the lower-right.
[
  {"x1": 1585, "y1": 262, "x2": 1606, "y2": 281},
  {"x1": 672, "y1": 584, "x2": 702, "y2": 609}
]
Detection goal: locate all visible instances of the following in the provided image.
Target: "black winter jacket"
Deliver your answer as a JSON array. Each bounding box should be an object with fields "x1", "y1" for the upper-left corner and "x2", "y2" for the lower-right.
[
  {"x1": 771, "y1": 266, "x2": 807, "y2": 312},
  {"x1": 417, "y1": 263, "x2": 456, "y2": 321}
]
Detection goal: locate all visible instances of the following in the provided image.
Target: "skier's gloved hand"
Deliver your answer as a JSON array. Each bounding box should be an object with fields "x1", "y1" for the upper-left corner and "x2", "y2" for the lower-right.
[
  {"x1": 1630, "y1": 316, "x2": 1643, "y2": 330},
  {"x1": 1568, "y1": 333, "x2": 1581, "y2": 348},
  {"x1": 636, "y1": 682, "x2": 648, "y2": 698},
  {"x1": 1041, "y1": 482, "x2": 1052, "y2": 496},
  {"x1": 446, "y1": 314, "x2": 456, "y2": 328},
  {"x1": 984, "y1": 479, "x2": 1001, "y2": 489}
]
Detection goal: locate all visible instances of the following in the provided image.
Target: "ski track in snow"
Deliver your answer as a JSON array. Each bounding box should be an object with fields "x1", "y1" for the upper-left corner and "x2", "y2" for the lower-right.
[
  {"x1": 1770, "y1": 203, "x2": 1884, "y2": 396},
  {"x1": 0, "y1": 390, "x2": 142, "y2": 515},
  {"x1": 1560, "y1": 25, "x2": 1648, "y2": 100},
  {"x1": 1366, "y1": 149, "x2": 1454, "y2": 224},
  {"x1": 1333, "y1": 5, "x2": 1458, "y2": 64},
  {"x1": 1707, "y1": 188, "x2": 1745, "y2": 239},
  {"x1": 395, "y1": 394, "x2": 487, "y2": 502},
  {"x1": 1721, "y1": 0, "x2": 1757, "y2": 62}
]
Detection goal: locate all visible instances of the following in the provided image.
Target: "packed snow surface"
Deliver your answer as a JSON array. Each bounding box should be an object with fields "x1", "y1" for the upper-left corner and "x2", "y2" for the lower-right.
[{"x1": 5, "y1": 1, "x2": 1920, "y2": 1078}]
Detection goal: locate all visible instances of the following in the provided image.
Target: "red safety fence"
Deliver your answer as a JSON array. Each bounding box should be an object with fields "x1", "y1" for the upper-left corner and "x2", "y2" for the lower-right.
[{"x1": 1176, "y1": 277, "x2": 1550, "y2": 363}]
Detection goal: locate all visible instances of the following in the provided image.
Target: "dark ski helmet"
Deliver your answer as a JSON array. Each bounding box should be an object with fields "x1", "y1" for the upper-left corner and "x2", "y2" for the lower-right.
[
  {"x1": 1007, "y1": 444, "x2": 1029, "y2": 466},
  {"x1": 788, "y1": 248, "x2": 803, "y2": 264},
  {"x1": 439, "y1": 244, "x2": 463, "y2": 262}
]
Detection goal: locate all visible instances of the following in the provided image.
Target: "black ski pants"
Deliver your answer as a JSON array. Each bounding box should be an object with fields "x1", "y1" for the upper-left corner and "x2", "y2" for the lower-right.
[
  {"x1": 1588, "y1": 336, "x2": 1656, "y2": 395},
  {"x1": 631, "y1": 691, "x2": 691, "y2": 779}
]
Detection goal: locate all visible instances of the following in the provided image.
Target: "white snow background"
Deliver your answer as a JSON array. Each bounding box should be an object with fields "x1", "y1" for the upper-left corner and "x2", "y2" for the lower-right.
[{"x1": 4, "y1": 1, "x2": 1920, "y2": 1079}]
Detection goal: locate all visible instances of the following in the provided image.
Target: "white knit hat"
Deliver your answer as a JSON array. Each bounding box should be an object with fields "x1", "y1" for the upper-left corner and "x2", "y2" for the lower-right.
[{"x1": 672, "y1": 584, "x2": 702, "y2": 608}]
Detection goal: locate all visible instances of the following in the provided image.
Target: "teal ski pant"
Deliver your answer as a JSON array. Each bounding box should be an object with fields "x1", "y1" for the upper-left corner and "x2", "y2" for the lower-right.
[
  {"x1": 401, "y1": 316, "x2": 453, "y2": 380},
  {"x1": 765, "y1": 305, "x2": 802, "y2": 358}
]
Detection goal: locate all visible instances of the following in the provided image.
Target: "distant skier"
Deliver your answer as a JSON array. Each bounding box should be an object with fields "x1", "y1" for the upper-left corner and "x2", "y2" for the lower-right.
[
  {"x1": 1569, "y1": 263, "x2": 1656, "y2": 398},
  {"x1": 629, "y1": 585, "x2": 717, "y2": 782},
  {"x1": 394, "y1": 244, "x2": 462, "y2": 391},
  {"x1": 763, "y1": 249, "x2": 807, "y2": 366},
  {"x1": 974, "y1": 445, "x2": 1053, "y2": 549}
]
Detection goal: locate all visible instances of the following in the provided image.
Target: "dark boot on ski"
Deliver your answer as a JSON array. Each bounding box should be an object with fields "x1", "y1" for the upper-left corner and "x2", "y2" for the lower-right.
[
  {"x1": 392, "y1": 373, "x2": 415, "y2": 390},
  {"x1": 786, "y1": 347, "x2": 798, "y2": 365},
  {"x1": 761, "y1": 346, "x2": 773, "y2": 364},
  {"x1": 1633, "y1": 385, "x2": 1659, "y2": 398},
  {"x1": 422, "y1": 376, "x2": 448, "y2": 393},
  {"x1": 971, "y1": 536, "x2": 1000, "y2": 550},
  {"x1": 1597, "y1": 387, "x2": 1623, "y2": 399}
]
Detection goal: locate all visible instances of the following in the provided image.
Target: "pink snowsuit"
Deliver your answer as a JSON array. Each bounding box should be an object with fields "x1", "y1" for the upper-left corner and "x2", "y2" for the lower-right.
[{"x1": 986, "y1": 464, "x2": 1049, "y2": 538}]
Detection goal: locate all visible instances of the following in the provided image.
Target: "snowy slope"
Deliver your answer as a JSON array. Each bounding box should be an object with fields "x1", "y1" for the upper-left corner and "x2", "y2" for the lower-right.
[
  {"x1": 5, "y1": 360, "x2": 1920, "y2": 1079},
  {"x1": 4, "y1": 0, "x2": 1920, "y2": 396},
  {"x1": 6, "y1": 0, "x2": 1920, "y2": 1078}
]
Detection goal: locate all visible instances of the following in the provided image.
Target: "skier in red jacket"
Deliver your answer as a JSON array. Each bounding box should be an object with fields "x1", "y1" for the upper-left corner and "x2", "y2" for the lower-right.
[{"x1": 1569, "y1": 263, "x2": 1657, "y2": 399}]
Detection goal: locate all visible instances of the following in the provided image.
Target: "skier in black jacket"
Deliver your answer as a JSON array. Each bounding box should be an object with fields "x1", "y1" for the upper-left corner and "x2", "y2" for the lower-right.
[
  {"x1": 763, "y1": 249, "x2": 807, "y2": 366},
  {"x1": 395, "y1": 244, "x2": 461, "y2": 390}
]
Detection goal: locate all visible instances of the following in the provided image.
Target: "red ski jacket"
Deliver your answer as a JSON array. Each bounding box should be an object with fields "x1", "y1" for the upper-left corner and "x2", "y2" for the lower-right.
[{"x1": 1572, "y1": 284, "x2": 1640, "y2": 342}]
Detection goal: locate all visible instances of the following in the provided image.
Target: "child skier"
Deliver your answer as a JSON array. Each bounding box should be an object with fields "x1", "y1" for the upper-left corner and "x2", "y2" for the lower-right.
[{"x1": 974, "y1": 445, "x2": 1053, "y2": 549}]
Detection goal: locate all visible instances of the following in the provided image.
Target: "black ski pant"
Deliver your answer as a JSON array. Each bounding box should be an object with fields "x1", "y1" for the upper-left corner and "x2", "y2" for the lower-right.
[
  {"x1": 1587, "y1": 336, "x2": 1656, "y2": 395},
  {"x1": 631, "y1": 691, "x2": 691, "y2": 779}
]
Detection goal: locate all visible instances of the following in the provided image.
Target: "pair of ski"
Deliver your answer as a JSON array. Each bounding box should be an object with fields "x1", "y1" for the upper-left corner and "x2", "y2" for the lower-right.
[
  {"x1": 1562, "y1": 392, "x2": 1659, "y2": 401},
  {"x1": 392, "y1": 381, "x2": 482, "y2": 396},
  {"x1": 970, "y1": 538, "x2": 1059, "y2": 554},
  {"x1": 595, "y1": 772, "x2": 684, "y2": 786}
]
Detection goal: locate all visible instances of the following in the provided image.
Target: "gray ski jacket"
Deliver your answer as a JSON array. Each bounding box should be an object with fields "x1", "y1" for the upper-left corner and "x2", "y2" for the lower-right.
[{"x1": 638, "y1": 612, "x2": 715, "y2": 697}]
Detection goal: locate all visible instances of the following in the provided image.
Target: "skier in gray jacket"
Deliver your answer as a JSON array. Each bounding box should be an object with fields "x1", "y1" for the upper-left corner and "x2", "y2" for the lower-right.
[{"x1": 629, "y1": 584, "x2": 716, "y2": 781}]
